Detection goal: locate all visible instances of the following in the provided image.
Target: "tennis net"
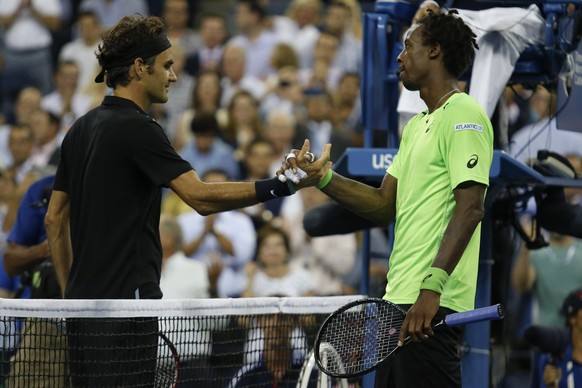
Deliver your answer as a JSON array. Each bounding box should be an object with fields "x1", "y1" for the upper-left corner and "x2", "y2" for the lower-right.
[{"x1": 0, "y1": 296, "x2": 362, "y2": 388}]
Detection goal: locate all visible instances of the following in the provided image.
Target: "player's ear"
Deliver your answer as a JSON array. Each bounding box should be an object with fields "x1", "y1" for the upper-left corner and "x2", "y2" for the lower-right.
[
  {"x1": 134, "y1": 58, "x2": 147, "y2": 78},
  {"x1": 429, "y1": 42, "x2": 441, "y2": 59}
]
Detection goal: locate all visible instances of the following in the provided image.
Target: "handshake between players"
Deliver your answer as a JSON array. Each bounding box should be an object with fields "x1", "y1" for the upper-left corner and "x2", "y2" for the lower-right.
[{"x1": 276, "y1": 139, "x2": 333, "y2": 190}]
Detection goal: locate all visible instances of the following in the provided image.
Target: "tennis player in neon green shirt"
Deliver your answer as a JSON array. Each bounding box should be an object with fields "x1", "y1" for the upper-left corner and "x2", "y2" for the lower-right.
[{"x1": 279, "y1": 9, "x2": 493, "y2": 388}]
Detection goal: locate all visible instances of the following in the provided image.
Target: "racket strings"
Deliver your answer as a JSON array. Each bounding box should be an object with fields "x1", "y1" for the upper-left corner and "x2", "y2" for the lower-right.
[{"x1": 317, "y1": 301, "x2": 405, "y2": 376}]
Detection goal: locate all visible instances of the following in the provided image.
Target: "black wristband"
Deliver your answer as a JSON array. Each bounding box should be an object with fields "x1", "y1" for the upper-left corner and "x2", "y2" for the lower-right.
[{"x1": 255, "y1": 178, "x2": 295, "y2": 202}]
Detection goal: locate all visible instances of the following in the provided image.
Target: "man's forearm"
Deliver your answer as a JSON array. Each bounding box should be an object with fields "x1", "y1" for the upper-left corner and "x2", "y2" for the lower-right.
[
  {"x1": 45, "y1": 191, "x2": 73, "y2": 297},
  {"x1": 47, "y1": 220, "x2": 73, "y2": 296},
  {"x1": 431, "y1": 185, "x2": 486, "y2": 274},
  {"x1": 3, "y1": 242, "x2": 49, "y2": 276},
  {"x1": 431, "y1": 205, "x2": 484, "y2": 274},
  {"x1": 321, "y1": 172, "x2": 397, "y2": 227}
]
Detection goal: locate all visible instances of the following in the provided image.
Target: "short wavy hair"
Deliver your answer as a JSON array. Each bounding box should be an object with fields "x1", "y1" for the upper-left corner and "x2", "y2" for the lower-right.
[
  {"x1": 417, "y1": 10, "x2": 478, "y2": 78},
  {"x1": 96, "y1": 15, "x2": 168, "y2": 88}
]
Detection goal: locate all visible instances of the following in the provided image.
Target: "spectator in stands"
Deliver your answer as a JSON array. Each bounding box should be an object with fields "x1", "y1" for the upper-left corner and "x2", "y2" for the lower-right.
[
  {"x1": 260, "y1": 66, "x2": 305, "y2": 122},
  {"x1": 58, "y1": 10, "x2": 103, "y2": 98},
  {"x1": 229, "y1": 314, "x2": 310, "y2": 388},
  {"x1": 179, "y1": 111, "x2": 240, "y2": 180},
  {"x1": 0, "y1": 87, "x2": 42, "y2": 169},
  {"x1": 28, "y1": 109, "x2": 61, "y2": 169},
  {"x1": 41, "y1": 61, "x2": 93, "y2": 132},
  {"x1": 299, "y1": 30, "x2": 343, "y2": 92},
  {"x1": 512, "y1": 232, "x2": 582, "y2": 327},
  {"x1": 269, "y1": 0, "x2": 322, "y2": 69},
  {"x1": 533, "y1": 288, "x2": 582, "y2": 387},
  {"x1": 159, "y1": 214, "x2": 210, "y2": 299},
  {"x1": 3, "y1": 124, "x2": 41, "y2": 233},
  {"x1": 5, "y1": 123, "x2": 36, "y2": 188},
  {"x1": 3, "y1": 175, "x2": 67, "y2": 387},
  {"x1": 78, "y1": 0, "x2": 149, "y2": 29},
  {"x1": 321, "y1": 0, "x2": 361, "y2": 74},
  {"x1": 0, "y1": 169, "x2": 18, "y2": 298},
  {"x1": 230, "y1": 313, "x2": 314, "y2": 388},
  {"x1": 341, "y1": 0, "x2": 363, "y2": 40},
  {"x1": 220, "y1": 44, "x2": 267, "y2": 108},
  {"x1": 229, "y1": 0, "x2": 278, "y2": 80},
  {"x1": 332, "y1": 72, "x2": 362, "y2": 145},
  {"x1": 5, "y1": 124, "x2": 35, "y2": 184},
  {"x1": 263, "y1": 109, "x2": 298, "y2": 176},
  {"x1": 4, "y1": 86, "x2": 42, "y2": 128},
  {"x1": 16, "y1": 87, "x2": 44, "y2": 126},
  {"x1": 294, "y1": 89, "x2": 350, "y2": 161},
  {"x1": 162, "y1": 0, "x2": 201, "y2": 58},
  {"x1": 241, "y1": 137, "x2": 278, "y2": 182},
  {"x1": 3, "y1": 175, "x2": 59, "y2": 297},
  {"x1": 224, "y1": 90, "x2": 262, "y2": 161},
  {"x1": 265, "y1": 43, "x2": 300, "y2": 90},
  {"x1": 240, "y1": 138, "x2": 285, "y2": 229},
  {"x1": 0, "y1": 0, "x2": 62, "y2": 116},
  {"x1": 509, "y1": 86, "x2": 582, "y2": 164},
  {"x1": 175, "y1": 69, "x2": 223, "y2": 151},
  {"x1": 242, "y1": 225, "x2": 314, "y2": 298},
  {"x1": 177, "y1": 169, "x2": 256, "y2": 298},
  {"x1": 186, "y1": 12, "x2": 228, "y2": 76},
  {"x1": 280, "y1": 187, "x2": 356, "y2": 296}
]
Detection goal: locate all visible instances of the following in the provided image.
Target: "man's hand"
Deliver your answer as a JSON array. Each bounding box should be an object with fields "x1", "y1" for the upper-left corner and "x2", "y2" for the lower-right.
[
  {"x1": 398, "y1": 290, "x2": 440, "y2": 345},
  {"x1": 413, "y1": 0, "x2": 441, "y2": 23},
  {"x1": 275, "y1": 139, "x2": 332, "y2": 189},
  {"x1": 543, "y1": 364, "x2": 562, "y2": 387}
]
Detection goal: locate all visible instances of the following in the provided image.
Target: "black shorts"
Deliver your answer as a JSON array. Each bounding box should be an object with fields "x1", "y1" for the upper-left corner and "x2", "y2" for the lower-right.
[
  {"x1": 67, "y1": 317, "x2": 158, "y2": 387},
  {"x1": 374, "y1": 306, "x2": 464, "y2": 388}
]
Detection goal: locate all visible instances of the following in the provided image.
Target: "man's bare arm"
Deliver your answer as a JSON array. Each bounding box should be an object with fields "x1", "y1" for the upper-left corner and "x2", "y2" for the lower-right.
[
  {"x1": 3, "y1": 241, "x2": 51, "y2": 277},
  {"x1": 320, "y1": 172, "x2": 398, "y2": 227},
  {"x1": 431, "y1": 182, "x2": 486, "y2": 272},
  {"x1": 171, "y1": 140, "x2": 331, "y2": 215},
  {"x1": 170, "y1": 170, "x2": 262, "y2": 215},
  {"x1": 44, "y1": 190, "x2": 73, "y2": 296}
]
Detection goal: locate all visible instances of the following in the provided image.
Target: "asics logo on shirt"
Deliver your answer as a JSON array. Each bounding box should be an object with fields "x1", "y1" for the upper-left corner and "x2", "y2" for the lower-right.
[{"x1": 467, "y1": 154, "x2": 479, "y2": 169}]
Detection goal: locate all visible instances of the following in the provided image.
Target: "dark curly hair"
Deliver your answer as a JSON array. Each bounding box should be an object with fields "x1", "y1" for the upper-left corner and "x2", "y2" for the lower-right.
[
  {"x1": 96, "y1": 15, "x2": 168, "y2": 88},
  {"x1": 417, "y1": 10, "x2": 478, "y2": 78}
]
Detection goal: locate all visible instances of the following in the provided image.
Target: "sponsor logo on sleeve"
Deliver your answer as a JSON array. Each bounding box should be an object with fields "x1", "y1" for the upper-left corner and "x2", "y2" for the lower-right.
[
  {"x1": 467, "y1": 154, "x2": 479, "y2": 169},
  {"x1": 454, "y1": 123, "x2": 483, "y2": 132}
]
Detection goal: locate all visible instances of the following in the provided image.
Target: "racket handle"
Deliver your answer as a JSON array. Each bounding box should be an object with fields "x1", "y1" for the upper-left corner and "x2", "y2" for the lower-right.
[{"x1": 444, "y1": 304, "x2": 504, "y2": 327}]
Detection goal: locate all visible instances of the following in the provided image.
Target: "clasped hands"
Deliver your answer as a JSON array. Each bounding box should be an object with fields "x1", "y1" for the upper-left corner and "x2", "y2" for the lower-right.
[{"x1": 276, "y1": 139, "x2": 332, "y2": 189}]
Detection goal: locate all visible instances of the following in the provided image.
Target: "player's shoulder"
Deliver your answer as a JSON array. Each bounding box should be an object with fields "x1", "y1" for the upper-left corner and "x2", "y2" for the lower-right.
[
  {"x1": 444, "y1": 93, "x2": 485, "y2": 115},
  {"x1": 441, "y1": 93, "x2": 492, "y2": 132}
]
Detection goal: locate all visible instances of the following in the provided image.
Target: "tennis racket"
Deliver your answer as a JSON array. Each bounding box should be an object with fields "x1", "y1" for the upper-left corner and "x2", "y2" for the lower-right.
[
  {"x1": 314, "y1": 298, "x2": 504, "y2": 378},
  {"x1": 155, "y1": 332, "x2": 180, "y2": 388}
]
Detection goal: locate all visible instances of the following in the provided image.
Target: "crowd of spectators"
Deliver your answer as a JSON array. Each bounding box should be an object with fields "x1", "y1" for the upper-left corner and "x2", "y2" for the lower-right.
[{"x1": 0, "y1": 1, "x2": 581, "y2": 385}]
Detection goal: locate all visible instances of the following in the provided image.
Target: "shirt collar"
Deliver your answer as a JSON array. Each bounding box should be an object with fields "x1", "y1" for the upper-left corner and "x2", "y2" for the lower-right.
[{"x1": 102, "y1": 96, "x2": 147, "y2": 115}]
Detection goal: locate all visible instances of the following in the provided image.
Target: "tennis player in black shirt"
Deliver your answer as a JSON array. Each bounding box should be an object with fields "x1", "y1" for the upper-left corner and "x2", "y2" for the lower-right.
[{"x1": 44, "y1": 15, "x2": 330, "y2": 386}]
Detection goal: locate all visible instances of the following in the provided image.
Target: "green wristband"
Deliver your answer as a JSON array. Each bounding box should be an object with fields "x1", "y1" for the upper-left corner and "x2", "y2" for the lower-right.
[
  {"x1": 316, "y1": 170, "x2": 333, "y2": 190},
  {"x1": 419, "y1": 267, "x2": 449, "y2": 294}
]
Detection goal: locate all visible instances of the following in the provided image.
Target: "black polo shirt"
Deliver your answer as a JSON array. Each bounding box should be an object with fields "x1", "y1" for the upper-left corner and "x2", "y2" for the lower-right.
[{"x1": 54, "y1": 96, "x2": 193, "y2": 299}]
